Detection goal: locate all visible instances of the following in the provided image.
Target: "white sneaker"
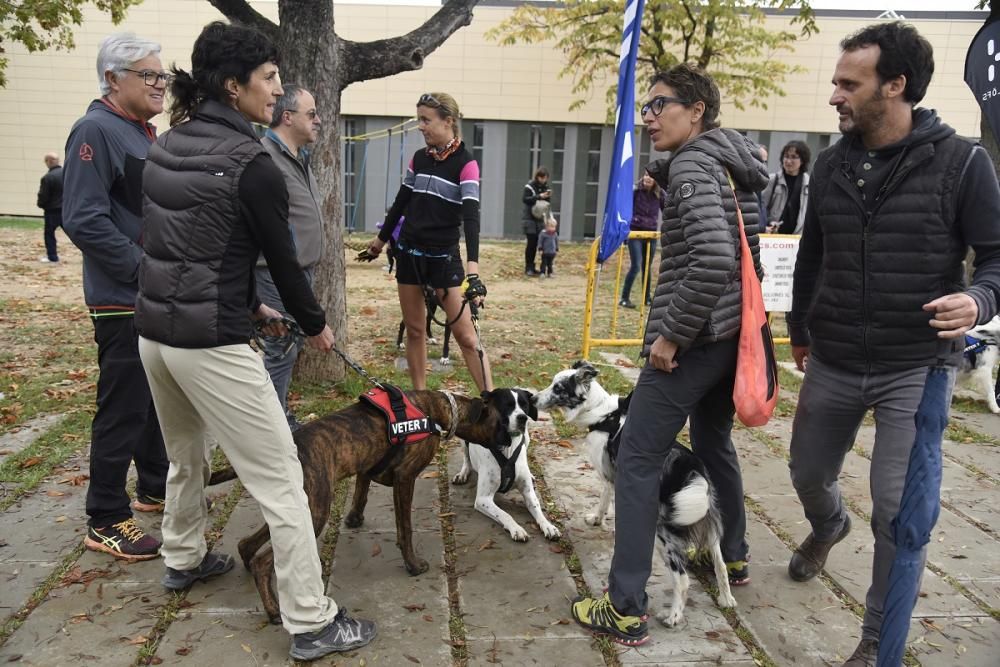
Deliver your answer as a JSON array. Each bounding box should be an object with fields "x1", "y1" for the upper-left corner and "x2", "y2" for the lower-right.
[{"x1": 39, "y1": 257, "x2": 58, "y2": 263}]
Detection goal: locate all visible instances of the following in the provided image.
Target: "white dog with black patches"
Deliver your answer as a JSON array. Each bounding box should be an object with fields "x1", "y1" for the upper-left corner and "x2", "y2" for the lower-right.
[
  {"x1": 534, "y1": 361, "x2": 736, "y2": 626},
  {"x1": 452, "y1": 389, "x2": 561, "y2": 542},
  {"x1": 960, "y1": 316, "x2": 1000, "y2": 414}
]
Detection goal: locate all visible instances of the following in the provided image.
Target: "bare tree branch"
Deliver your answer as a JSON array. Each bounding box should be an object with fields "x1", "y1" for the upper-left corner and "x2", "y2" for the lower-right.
[
  {"x1": 339, "y1": 0, "x2": 479, "y2": 86},
  {"x1": 207, "y1": 0, "x2": 279, "y2": 40}
]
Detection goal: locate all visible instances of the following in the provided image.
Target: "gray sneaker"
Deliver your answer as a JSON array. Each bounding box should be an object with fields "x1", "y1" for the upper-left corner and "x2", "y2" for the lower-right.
[
  {"x1": 162, "y1": 552, "x2": 235, "y2": 590},
  {"x1": 290, "y1": 610, "x2": 377, "y2": 661},
  {"x1": 842, "y1": 637, "x2": 877, "y2": 666}
]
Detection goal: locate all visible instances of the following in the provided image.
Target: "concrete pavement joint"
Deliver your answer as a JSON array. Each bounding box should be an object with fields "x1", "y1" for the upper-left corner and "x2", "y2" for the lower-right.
[
  {"x1": 135, "y1": 480, "x2": 245, "y2": 666},
  {"x1": 318, "y1": 478, "x2": 350, "y2": 581},
  {"x1": 0, "y1": 541, "x2": 86, "y2": 648},
  {"x1": 436, "y1": 442, "x2": 468, "y2": 666},
  {"x1": 525, "y1": 444, "x2": 620, "y2": 666}
]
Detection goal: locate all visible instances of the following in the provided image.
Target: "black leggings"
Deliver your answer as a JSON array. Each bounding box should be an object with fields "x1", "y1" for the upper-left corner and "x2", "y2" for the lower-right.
[{"x1": 525, "y1": 233, "x2": 539, "y2": 272}]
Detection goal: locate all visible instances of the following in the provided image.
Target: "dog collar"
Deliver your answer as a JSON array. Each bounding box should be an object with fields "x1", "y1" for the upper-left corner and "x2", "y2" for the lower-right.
[{"x1": 440, "y1": 391, "x2": 459, "y2": 441}]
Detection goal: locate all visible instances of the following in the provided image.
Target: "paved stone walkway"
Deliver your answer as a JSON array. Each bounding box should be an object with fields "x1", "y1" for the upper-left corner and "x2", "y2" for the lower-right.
[{"x1": 0, "y1": 356, "x2": 998, "y2": 666}]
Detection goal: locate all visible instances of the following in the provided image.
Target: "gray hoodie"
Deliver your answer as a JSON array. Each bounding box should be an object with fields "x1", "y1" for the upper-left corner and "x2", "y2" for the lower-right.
[{"x1": 642, "y1": 128, "x2": 770, "y2": 355}]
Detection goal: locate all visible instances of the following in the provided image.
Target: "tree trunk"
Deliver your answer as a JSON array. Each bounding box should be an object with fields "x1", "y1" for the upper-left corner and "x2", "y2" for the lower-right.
[{"x1": 278, "y1": 0, "x2": 348, "y2": 382}]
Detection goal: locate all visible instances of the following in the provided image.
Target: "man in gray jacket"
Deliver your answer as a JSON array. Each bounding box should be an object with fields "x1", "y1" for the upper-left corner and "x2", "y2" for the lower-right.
[{"x1": 257, "y1": 85, "x2": 325, "y2": 430}]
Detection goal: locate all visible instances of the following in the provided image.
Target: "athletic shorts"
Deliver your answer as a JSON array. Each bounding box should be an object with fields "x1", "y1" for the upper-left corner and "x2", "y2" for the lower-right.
[{"x1": 394, "y1": 243, "x2": 465, "y2": 289}]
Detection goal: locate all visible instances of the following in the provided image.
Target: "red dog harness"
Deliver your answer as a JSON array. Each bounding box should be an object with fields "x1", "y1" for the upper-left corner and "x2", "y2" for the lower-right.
[{"x1": 360, "y1": 384, "x2": 439, "y2": 476}]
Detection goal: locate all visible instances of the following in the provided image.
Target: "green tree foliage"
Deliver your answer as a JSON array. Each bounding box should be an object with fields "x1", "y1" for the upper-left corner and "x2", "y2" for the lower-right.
[
  {"x1": 487, "y1": 0, "x2": 818, "y2": 114},
  {"x1": 0, "y1": 0, "x2": 140, "y2": 86}
]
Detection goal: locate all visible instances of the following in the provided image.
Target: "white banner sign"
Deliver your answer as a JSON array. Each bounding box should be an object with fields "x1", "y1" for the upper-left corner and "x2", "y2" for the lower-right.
[{"x1": 758, "y1": 234, "x2": 799, "y2": 312}]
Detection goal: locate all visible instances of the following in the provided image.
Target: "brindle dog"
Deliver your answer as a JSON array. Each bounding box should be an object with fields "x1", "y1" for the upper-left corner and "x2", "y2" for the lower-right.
[{"x1": 208, "y1": 389, "x2": 499, "y2": 624}]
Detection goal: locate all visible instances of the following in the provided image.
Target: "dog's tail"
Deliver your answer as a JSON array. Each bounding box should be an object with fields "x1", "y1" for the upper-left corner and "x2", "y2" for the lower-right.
[
  {"x1": 670, "y1": 475, "x2": 711, "y2": 526},
  {"x1": 208, "y1": 467, "x2": 237, "y2": 485}
]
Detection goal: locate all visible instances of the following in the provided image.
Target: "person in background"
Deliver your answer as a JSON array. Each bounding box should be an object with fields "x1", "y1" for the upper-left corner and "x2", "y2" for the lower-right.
[
  {"x1": 135, "y1": 21, "x2": 376, "y2": 660},
  {"x1": 257, "y1": 84, "x2": 325, "y2": 431},
  {"x1": 537, "y1": 217, "x2": 559, "y2": 277},
  {"x1": 37, "y1": 152, "x2": 64, "y2": 263},
  {"x1": 619, "y1": 168, "x2": 667, "y2": 308},
  {"x1": 62, "y1": 32, "x2": 170, "y2": 561},
  {"x1": 365, "y1": 92, "x2": 492, "y2": 393},
  {"x1": 522, "y1": 166, "x2": 551, "y2": 276},
  {"x1": 761, "y1": 140, "x2": 811, "y2": 235}
]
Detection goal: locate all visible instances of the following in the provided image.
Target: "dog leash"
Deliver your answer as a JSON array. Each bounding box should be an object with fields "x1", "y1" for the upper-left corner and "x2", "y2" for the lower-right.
[{"x1": 252, "y1": 318, "x2": 461, "y2": 440}]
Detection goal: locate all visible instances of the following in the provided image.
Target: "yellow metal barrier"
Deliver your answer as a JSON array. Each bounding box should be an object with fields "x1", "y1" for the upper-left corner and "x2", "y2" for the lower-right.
[
  {"x1": 581, "y1": 231, "x2": 658, "y2": 359},
  {"x1": 582, "y1": 232, "x2": 790, "y2": 358}
]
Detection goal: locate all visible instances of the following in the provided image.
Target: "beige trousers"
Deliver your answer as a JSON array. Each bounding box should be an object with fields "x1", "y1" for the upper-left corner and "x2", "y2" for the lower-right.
[{"x1": 138, "y1": 337, "x2": 338, "y2": 634}]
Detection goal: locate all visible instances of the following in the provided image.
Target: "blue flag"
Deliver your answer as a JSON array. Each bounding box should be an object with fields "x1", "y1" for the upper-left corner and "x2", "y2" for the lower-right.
[{"x1": 597, "y1": 0, "x2": 646, "y2": 264}]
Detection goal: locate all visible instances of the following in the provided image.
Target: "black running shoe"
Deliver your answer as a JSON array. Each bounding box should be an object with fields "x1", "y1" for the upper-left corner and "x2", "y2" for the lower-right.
[{"x1": 289, "y1": 609, "x2": 377, "y2": 661}]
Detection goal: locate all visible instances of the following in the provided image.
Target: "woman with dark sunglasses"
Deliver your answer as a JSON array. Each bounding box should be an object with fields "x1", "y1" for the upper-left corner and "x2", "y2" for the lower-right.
[
  {"x1": 570, "y1": 64, "x2": 769, "y2": 647},
  {"x1": 365, "y1": 93, "x2": 493, "y2": 392}
]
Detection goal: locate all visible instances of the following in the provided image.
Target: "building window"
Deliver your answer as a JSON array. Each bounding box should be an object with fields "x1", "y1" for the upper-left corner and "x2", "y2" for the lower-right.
[
  {"x1": 584, "y1": 126, "x2": 603, "y2": 238},
  {"x1": 636, "y1": 129, "x2": 651, "y2": 179},
  {"x1": 343, "y1": 118, "x2": 359, "y2": 230},
  {"x1": 550, "y1": 126, "x2": 565, "y2": 220},
  {"x1": 529, "y1": 124, "x2": 542, "y2": 175},
  {"x1": 472, "y1": 121, "x2": 485, "y2": 178}
]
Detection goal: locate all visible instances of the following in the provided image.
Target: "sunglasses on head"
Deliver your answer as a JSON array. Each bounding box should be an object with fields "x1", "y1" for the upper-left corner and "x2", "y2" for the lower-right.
[
  {"x1": 641, "y1": 95, "x2": 689, "y2": 117},
  {"x1": 418, "y1": 93, "x2": 441, "y2": 108}
]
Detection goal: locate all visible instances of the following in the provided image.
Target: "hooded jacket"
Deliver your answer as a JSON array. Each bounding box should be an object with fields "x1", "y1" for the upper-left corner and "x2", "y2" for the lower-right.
[
  {"x1": 789, "y1": 108, "x2": 1000, "y2": 372},
  {"x1": 642, "y1": 128, "x2": 769, "y2": 356}
]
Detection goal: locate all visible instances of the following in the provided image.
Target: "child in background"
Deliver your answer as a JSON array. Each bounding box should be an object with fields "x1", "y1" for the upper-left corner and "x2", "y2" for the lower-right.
[{"x1": 537, "y1": 218, "x2": 559, "y2": 278}]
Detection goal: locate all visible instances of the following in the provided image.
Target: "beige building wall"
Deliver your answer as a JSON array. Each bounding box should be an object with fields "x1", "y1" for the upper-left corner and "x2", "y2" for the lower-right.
[{"x1": 0, "y1": 1, "x2": 987, "y2": 216}]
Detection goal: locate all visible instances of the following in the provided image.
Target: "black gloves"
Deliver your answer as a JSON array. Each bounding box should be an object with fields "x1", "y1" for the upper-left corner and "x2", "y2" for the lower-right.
[{"x1": 465, "y1": 273, "x2": 487, "y2": 301}]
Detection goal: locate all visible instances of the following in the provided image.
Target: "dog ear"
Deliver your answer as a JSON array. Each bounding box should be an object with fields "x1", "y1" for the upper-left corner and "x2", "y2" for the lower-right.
[
  {"x1": 574, "y1": 362, "x2": 599, "y2": 384},
  {"x1": 518, "y1": 389, "x2": 538, "y2": 421}
]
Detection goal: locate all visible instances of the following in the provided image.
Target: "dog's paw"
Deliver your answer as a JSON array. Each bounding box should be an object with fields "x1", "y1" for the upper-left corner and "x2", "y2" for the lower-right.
[
  {"x1": 427, "y1": 336, "x2": 439, "y2": 345},
  {"x1": 657, "y1": 608, "x2": 684, "y2": 628},
  {"x1": 343, "y1": 511, "x2": 364, "y2": 529},
  {"x1": 717, "y1": 591, "x2": 737, "y2": 609},
  {"x1": 584, "y1": 513, "x2": 605, "y2": 527},
  {"x1": 507, "y1": 525, "x2": 529, "y2": 542},
  {"x1": 439, "y1": 357, "x2": 451, "y2": 366},
  {"x1": 451, "y1": 471, "x2": 470, "y2": 485},
  {"x1": 268, "y1": 613, "x2": 282, "y2": 626},
  {"x1": 405, "y1": 558, "x2": 429, "y2": 576},
  {"x1": 541, "y1": 523, "x2": 561, "y2": 540},
  {"x1": 990, "y1": 403, "x2": 1000, "y2": 415}
]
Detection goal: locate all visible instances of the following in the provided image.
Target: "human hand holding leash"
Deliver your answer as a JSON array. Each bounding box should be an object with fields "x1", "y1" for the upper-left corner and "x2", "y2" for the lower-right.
[
  {"x1": 253, "y1": 304, "x2": 287, "y2": 336},
  {"x1": 924, "y1": 293, "x2": 978, "y2": 339},
  {"x1": 650, "y1": 335, "x2": 679, "y2": 373},
  {"x1": 465, "y1": 273, "x2": 487, "y2": 308},
  {"x1": 356, "y1": 238, "x2": 385, "y2": 262},
  {"x1": 306, "y1": 325, "x2": 335, "y2": 351}
]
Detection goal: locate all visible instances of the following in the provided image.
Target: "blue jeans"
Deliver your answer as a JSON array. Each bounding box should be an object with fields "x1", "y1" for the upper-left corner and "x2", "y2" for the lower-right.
[{"x1": 620, "y1": 237, "x2": 656, "y2": 304}]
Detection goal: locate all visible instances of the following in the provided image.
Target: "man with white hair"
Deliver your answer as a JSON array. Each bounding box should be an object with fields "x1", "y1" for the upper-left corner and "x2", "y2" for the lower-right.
[
  {"x1": 62, "y1": 32, "x2": 170, "y2": 561},
  {"x1": 257, "y1": 84, "x2": 325, "y2": 430},
  {"x1": 36, "y1": 152, "x2": 63, "y2": 262}
]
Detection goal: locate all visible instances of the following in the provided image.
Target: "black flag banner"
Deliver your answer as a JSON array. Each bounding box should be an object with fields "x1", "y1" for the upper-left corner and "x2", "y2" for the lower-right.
[{"x1": 966, "y1": 7, "x2": 1000, "y2": 139}]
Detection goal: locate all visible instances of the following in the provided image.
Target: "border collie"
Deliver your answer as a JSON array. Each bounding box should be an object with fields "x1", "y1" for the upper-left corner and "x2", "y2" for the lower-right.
[
  {"x1": 452, "y1": 389, "x2": 561, "y2": 542},
  {"x1": 960, "y1": 316, "x2": 1000, "y2": 414},
  {"x1": 534, "y1": 361, "x2": 736, "y2": 626}
]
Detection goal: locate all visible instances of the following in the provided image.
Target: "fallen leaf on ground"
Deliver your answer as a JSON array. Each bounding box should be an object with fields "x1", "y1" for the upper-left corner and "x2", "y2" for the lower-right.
[
  {"x1": 556, "y1": 440, "x2": 573, "y2": 449},
  {"x1": 402, "y1": 603, "x2": 426, "y2": 612},
  {"x1": 19, "y1": 456, "x2": 43, "y2": 468},
  {"x1": 45, "y1": 490, "x2": 66, "y2": 497},
  {"x1": 175, "y1": 647, "x2": 191, "y2": 656},
  {"x1": 125, "y1": 635, "x2": 148, "y2": 645},
  {"x1": 241, "y1": 644, "x2": 252, "y2": 653},
  {"x1": 419, "y1": 470, "x2": 439, "y2": 479},
  {"x1": 477, "y1": 539, "x2": 495, "y2": 551},
  {"x1": 371, "y1": 542, "x2": 382, "y2": 557},
  {"x1": 422, "y1": 614, "x2": 433, "y2": 622}
]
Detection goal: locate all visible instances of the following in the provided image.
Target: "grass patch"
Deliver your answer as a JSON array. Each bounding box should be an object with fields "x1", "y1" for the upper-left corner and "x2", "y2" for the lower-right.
[
  {"x1": 0, "y1": 542, "x2": 86, "y2": 648},
  {"x1": 0, "y1": 217, "x2": 42, "y2": 231},
  {"x1": 945, "y1": 421, "x2": 997, "y2": 445},
  {"x1": 435, "y1": 443, "x2": 469, "y2": 665},
  {"x1": 0, "y1": 410, "x2": 91, "y2": 510}
]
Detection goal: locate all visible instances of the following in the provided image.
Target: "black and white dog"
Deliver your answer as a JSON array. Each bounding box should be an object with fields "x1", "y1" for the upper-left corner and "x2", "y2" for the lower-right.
[
  {"x1": 452, "y1": 389, "x2": 561, "y2": 542},
  {"x1": 960, "y1": 316, "x2": 1000, "y2": 414},
  {"x1": 534, "y1": 361, "x2": 736, "y2": 626}
]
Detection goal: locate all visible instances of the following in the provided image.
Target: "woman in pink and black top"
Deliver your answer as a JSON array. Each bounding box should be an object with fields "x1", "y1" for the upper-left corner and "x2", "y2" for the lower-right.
[{"x1": 365, "y1": 93, "x2": 493, "y2": 392}]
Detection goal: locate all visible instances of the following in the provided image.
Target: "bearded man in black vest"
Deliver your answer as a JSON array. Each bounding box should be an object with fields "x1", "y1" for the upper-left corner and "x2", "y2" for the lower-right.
[{"x1": 786, "y1": 21, "x2": 1000, "y2": 667}]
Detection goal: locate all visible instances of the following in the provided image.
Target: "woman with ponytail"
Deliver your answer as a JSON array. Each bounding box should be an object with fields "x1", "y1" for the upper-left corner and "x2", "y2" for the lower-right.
[{"x1": 134, "y1": 21, "x2": 376, "y2": 661}]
